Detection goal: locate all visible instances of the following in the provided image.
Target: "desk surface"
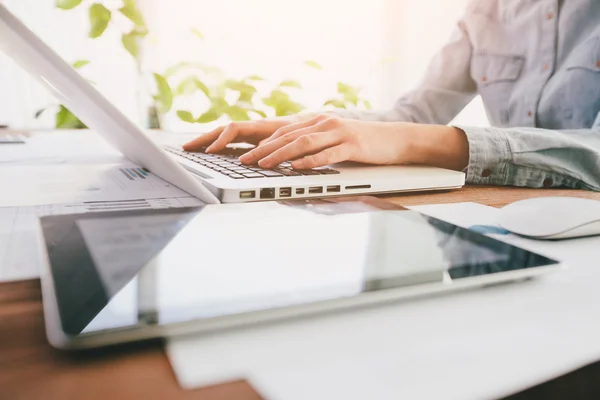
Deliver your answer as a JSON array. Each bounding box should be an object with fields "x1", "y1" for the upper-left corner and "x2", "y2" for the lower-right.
[{"x1": 3, "y1": 186, "x2": 600, "y2": 400}]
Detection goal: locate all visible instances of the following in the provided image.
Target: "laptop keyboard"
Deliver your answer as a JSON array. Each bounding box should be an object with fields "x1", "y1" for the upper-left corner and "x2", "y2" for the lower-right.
[{"x1": 164, "y1": 146, "x2": 340, "y2": 179}]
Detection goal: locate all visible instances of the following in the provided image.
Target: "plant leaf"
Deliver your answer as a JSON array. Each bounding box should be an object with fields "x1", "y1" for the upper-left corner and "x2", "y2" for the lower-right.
[
  {"x1": 246, "y1": 75, "x2": 264, "y2": 81},
  {"x1": 223, "y1": 79, "x2": 257, "y2": 94},
  {"x1": 210, "y1": 97, "x2": 229, "y2": 113},
  {"x1": 56, "y1": 0, "x2": 82, "y2": 10},
  {"x1": 344, "y1": 92, "x2": 358, "y2": 105},
  {"x1": 270, "y1": 99, "x2": 304, "y2": 116},
  {"x1": 174, "y1": 77, "x2": 197, "y2": 96},
  {"x1": 237, "y1": 91, "x2": 254, "y2": 103},
  {"x1": 337, "y1": 82, "x2": 359, "y2": 105},
  {"x1": 262, "y1": 89, "x2": 290, "y2": 108},
  {"x1": 119, "y1": 0, "x2": 146, "y2": 27},
  {"x1": 337, "y1": 82, "x2": 357, "y2": 95},
  {"x1": 283, "y1": 100, "x2": 304, "y2": 115},
  {"x1": 304, "y1": 60, "x2": 323, "y2": 69},
  {"x1": 174, "y1": 76, "x2": 210, "y2": 98},
  {"x1": 89, "y1": 4, "x2": 111, "y2": 38},
  {"x1": 55, "y1": 106, "x2": 69, "y2": 128},
  {"x1": 197, "y1": 108, "x2": 220, "y2": 123},
  {"x1": 363, "y1": 100, "x2": 372, "y2": 110},
  {"x1": 56, "y1": 105, "x2": 86, "y2": 129},
  {"x1": 176, "y1": 110, "x2": 196, "y2": 123},
  {"x1": 225, "y1": 105, "x2": 250, "y2": 121},
  {"x1": 122, "y1": 32, "x2": 140, "y2": 58},
  {"x1": 279, "y1": 80, "x2": 302, "y2": 89},
  {"x1": 324, "y1": 99, "x2": 347, "y2": 109},
  {"x1": 194, "y1": 79, "x2": 210, "y2": 98},
  {"x1": 191, "y1": 28, "x2": 204, "y2": 40},
  {"x1": 72, "y1": 60, "x2": 90, "y2": 69},
  {"x1": 152, "y1": 73, "x2": 173, "y2": 113}
]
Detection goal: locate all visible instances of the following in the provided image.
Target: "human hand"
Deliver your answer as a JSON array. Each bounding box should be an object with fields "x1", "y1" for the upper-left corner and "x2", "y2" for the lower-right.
[
  {"x1": 182, "y1": 113, "x2": 324, "y2": 153},
  {"x1": 237, "y1": 114, "x2": 416, "y2": 169}
]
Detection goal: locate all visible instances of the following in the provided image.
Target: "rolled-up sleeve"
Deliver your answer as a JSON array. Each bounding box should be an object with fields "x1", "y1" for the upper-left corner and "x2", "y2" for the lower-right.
[{"x1": 458, "y1": 117, "x2": 600, "y2": 191}]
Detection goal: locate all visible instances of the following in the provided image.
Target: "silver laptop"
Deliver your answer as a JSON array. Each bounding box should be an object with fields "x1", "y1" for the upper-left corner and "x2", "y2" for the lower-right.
[{"x1": 0, "y1": 5, "x2": 465, "y2": 204}]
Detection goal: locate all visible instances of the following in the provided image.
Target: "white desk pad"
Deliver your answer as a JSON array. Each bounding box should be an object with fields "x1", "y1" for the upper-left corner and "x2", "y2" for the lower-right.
[{"x1": 167, "y1": 202, "x2": 600, "y2": 400}]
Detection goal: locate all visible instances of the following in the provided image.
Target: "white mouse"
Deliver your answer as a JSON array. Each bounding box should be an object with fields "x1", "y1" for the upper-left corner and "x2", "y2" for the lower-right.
[{"x1": 498, "y1": 196, "x2": 600, "y2": 240}]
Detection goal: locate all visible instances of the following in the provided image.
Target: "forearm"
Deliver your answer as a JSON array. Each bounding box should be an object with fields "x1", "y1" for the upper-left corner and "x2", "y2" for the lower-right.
[{"x1": 404, "y1": 124, "x2": 470, "y2": 171}]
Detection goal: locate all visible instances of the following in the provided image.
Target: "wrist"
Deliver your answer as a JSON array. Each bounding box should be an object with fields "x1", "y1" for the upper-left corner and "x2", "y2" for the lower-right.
[{"x1": 403, "y1": 124, "x2": 470, "y2": 171}]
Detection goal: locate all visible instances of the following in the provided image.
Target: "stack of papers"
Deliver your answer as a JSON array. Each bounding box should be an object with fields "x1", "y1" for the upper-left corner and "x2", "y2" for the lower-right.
[{"x1": 167, "y1": 202, "x2": 600, "y2": 400}]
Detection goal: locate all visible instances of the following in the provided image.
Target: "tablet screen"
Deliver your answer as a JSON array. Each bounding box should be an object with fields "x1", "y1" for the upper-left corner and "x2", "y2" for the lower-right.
[{"x1": 40, "y1": 200, "x2": 558, "y2": 337}]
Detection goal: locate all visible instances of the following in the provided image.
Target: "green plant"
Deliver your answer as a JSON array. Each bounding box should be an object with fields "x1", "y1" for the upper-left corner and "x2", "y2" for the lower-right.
[
  {"x1": 40, "y1": 0, "x2": 373, "y2": 129},
  {"x1": 37, "y1": 0, "x2": 149, "y2": 128}
]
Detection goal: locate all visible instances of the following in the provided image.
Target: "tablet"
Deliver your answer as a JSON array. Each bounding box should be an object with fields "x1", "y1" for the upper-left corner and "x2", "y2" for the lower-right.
[{"x1": 38, "y1": 198, "x2": 562, "y2": 349}]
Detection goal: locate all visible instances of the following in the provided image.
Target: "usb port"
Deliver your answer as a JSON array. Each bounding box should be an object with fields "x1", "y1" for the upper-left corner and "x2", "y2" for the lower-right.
[
  {"x1": 308, "y1": 186, "x2": 323, "y2": 194},
  {"x1": 296, "y1": 188, "x2": 305, "y2": 195},
  {"x1": 326, "y1": 185, "x2": 340, "y2": 193},
  {"x1": 279, "y1": 187, "x2": 292, "y2": 198},
  {"x1": 239, "y1": 191, "x2": 256, "y2": 199},
  {"x1": 260, "y1": 188, "x2": 276, "y2": 199}
]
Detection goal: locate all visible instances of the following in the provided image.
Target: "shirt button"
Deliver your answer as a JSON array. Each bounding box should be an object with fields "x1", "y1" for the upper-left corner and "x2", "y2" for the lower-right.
[
  {"x1": 547, "y1": 12, "x2": 554, "y2": 20},
  {"x1": 542, "y1": 64, "x2": 549, "y2": 71},
  {"x1": 482, "y1": 169, "x2": 492, "y2": 178},
  {"x1": 543, "y1": 178, "x2": 553, "y2": 188},
  {"x1": 481, "y1": 76, "x2": 488, "y2": 82},
  {"x1": 527, "y1": 111, "x2": 533, "y2": 117}
]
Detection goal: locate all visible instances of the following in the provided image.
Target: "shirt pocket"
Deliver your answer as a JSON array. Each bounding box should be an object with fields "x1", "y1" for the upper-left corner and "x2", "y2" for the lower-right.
[
  {"x1": 471, "y1": 53, "x2": 524, "y2": 126},
  {"x1": 563, "y1": 37, "x2": 600, "y2": 127}
]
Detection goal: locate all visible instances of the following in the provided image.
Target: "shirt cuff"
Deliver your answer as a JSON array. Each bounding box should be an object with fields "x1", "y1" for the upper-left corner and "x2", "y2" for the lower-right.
[{"x1": 454, "y1": 125, "x2": 513, "y2": 185}]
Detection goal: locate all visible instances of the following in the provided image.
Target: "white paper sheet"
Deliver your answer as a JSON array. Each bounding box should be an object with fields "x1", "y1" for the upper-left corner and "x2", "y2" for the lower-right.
[
  {"x1": 167, "y1": 202, "x2": 600, "y2": 400},
  {"x1": 0, "y1": 162, "x2": 192, "y2": 207},
  {"x1": 0, "y1": 197, "x2": 203, "y2": 282}
]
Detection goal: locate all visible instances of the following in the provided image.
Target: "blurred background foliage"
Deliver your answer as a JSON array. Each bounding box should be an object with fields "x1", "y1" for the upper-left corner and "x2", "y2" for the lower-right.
[{"x1": 38, "y1": 0, "x2": 372, "y2": 130}]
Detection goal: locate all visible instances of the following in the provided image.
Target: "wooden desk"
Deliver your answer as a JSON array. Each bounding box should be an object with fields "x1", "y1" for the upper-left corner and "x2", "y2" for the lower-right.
[{"x1": 3, "y1": 186, "x2": 600, "y2": 400}]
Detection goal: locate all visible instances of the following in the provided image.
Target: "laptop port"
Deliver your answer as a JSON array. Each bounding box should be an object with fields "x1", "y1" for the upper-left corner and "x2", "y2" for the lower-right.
[
  {"x1": 279, "y1": 187, "x2": 292, "y2": 198},
  {"x1": 326, "y1": 185, "x2": 341, "y2": 193},
  {"x1": 345, "y1": 184, "x2": 372, "y2": 190},
  {"x1": 260, "y1": 188, "x2": 276, "y2": 199},
  {"x1": 309, "y1": 186, "x2": 323, "y2": 194},
  {"x1": 239, "y1": 191, "x2": 256, "y2": 199},
  {"x1": 296, "y1": 188, "x2": 305, "y2": 195}
]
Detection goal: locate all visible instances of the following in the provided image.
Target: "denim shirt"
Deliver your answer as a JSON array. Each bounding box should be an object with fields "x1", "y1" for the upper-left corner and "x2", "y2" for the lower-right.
[{"x1": 332, "y1": 0, "x2": 600, "y2": 190}]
